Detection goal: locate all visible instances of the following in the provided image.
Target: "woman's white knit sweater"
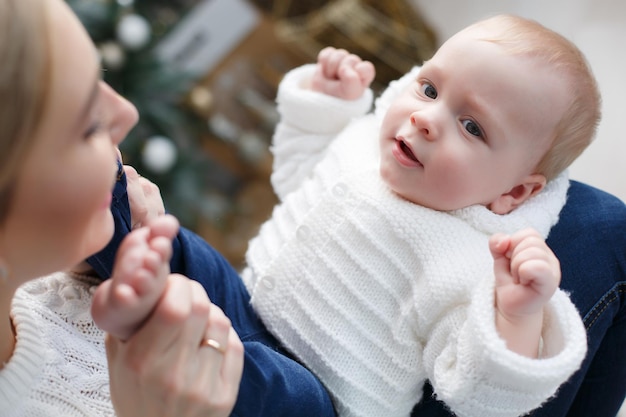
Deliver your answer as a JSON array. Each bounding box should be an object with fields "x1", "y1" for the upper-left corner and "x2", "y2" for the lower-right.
[
  {"x1": 0, "y1": 273, "x2": 114, "y2": 417},
  {"x1": 242, "y1": 65, "x2": 587, "y2": 417}
]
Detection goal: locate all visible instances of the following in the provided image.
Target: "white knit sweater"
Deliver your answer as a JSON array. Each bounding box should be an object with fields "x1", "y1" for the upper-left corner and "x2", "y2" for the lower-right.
[
  {"x1": 242, "y1": 65, "x2": 587, "y2": 417},
  {"x1": 0, "y1": 272, "x2": 114, "y2": 417}
]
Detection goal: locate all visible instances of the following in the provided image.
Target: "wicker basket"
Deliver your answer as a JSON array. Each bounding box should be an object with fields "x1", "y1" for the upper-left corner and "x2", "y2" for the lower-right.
[{"x1": 252, "y1": 0, "x2": 437, "y2": 90}]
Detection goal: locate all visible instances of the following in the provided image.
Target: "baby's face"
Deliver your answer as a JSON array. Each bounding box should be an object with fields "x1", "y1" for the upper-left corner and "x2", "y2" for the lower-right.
[{"x1": 379, "y1": 27, "x2": 570, "y2": 211}]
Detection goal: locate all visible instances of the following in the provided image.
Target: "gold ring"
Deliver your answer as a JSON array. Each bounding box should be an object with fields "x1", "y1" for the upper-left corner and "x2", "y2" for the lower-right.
[{"x1": 200, "y1": 338, "x2": 226, "y2": 354}]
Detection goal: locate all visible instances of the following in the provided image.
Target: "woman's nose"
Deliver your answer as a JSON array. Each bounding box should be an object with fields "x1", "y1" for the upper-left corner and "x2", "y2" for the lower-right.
[{"x1": 101, "y1": 82, "x2": 139, "y2": 146}]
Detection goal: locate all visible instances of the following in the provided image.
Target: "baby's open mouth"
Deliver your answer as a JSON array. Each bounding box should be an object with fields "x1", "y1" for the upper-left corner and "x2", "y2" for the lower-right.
[{"x1": 399, "y1": 140, "x2": 419, "y2": 163}]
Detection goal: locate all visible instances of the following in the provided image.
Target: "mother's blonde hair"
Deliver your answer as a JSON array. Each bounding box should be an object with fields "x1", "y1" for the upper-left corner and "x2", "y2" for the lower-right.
[
  {"x1": 470, "y1": 14, "x2": 602, "y2": 181},
  {"x1": 0, "y1": 0, "x2": 51, "y2": 222}
]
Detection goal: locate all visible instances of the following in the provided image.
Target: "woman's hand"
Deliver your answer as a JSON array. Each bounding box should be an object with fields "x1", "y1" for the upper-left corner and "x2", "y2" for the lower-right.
[{"x1": 106, "y1": 273, "x2": 244, "y2": 417}]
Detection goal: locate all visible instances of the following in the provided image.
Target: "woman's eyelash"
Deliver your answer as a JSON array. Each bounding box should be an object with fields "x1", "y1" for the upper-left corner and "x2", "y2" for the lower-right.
[{"x1": 84, "y1": 121, "x2": 104, "y2": 139}]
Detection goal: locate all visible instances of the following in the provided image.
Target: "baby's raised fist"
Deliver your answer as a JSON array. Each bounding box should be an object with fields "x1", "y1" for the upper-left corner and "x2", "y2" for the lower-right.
[{"x1": 309, "y1": 47, "x2": 375, "y2": 100}]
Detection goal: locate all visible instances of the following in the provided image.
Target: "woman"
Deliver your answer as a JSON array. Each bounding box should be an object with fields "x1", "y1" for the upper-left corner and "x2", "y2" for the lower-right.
[{"x1": 0, "y1": 0, "x2": 243, "y2": 415}]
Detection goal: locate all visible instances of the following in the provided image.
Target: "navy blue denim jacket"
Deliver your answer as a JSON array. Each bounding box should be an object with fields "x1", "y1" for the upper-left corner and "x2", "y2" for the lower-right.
[{"x1": 88, "y1": 164, "x2": 625, "y2": 417}]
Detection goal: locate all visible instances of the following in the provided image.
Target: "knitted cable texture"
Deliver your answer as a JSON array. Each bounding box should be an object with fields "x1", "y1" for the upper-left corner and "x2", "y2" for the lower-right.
[{"x1": 0, "y1": 272, "x2": 114, "y2": 417}]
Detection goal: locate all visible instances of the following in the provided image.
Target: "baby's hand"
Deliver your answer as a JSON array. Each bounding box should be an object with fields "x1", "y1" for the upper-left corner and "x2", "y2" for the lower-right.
[
  {"x1": 489, "y1": 228, "x2": 561, "y2": 320},
  {"x1": 309, "y1": 47, "x2": 375, "y2": 100},
  {"x1": 91, "y1": 215, "x2": 179, "y2": 341},
  {"x1": 124, "y1": 165, "x2": 165, "y2": 229}
]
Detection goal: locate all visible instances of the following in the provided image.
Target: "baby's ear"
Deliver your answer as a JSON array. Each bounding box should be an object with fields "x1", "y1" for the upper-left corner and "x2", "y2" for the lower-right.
[{"x1": 488, "y1": 174, "x2": 547, "y2": 214}]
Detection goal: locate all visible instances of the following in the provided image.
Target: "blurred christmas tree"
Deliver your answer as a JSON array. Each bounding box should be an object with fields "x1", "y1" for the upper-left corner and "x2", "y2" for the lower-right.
[{"x1": 68, "y1": 0, "x2": 237, "y2": 229}]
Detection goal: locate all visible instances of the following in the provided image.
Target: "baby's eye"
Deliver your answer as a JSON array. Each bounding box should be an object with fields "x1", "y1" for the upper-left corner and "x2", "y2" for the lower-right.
[
  {"x1": 462, "y1": 120, "x2": 483, "y2": 138},
  {"x1": 420, "y1": 82, "x2": 437, "y2": 99}
]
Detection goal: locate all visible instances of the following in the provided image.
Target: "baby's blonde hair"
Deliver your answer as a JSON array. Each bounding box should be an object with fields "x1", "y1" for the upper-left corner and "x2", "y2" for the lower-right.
[
  {"x1": 470, "y1": 14, "x2": 601, "y2": 180},
  {"x1": 0, "y1": 0, "x2": 51, "y2": 222}
]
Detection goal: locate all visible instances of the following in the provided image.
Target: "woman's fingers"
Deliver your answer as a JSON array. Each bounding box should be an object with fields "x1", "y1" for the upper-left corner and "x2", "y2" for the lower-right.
[
  {"x1": 106, "y1": 273, "x2": 244, "y2": 416},
  {"x1": 196, "y1": 301, "x2": 242, "y2": 415}
]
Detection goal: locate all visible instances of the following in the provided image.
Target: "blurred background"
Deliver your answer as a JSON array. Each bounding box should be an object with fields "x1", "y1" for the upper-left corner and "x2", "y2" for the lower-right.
[{"x1": 67, "y1": 0, "x2": 625, "y2": 270}]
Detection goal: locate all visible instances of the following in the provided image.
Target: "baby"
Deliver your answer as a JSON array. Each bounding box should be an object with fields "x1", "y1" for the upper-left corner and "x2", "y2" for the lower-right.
[
  {"x1": 242, "y1": 14, "x2": 597, "y2": 417},
  {"x1": 93, "y1": 14, "x2": 599, "y2": 417}
]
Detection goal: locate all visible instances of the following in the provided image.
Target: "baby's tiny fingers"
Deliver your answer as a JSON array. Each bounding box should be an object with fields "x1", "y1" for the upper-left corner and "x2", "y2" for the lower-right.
[
  {"x1": 317, "y1": 46, "x2": 336, "y2": 63},
  {"x1": 517, "y1": 259, "x2": 560, "y2": 299},
  {"x1": 339, "y1": 54, "x2": 361, "y2": 70},
  {"x1": 323, "y1": 49, "x2": 350, "y2": 78},
  {"x1": 354, "y1": 61, "x2": 376, "y2": 85},
  {"x1": 489, "y1": 233, "x2": 510, "y2": 257}
]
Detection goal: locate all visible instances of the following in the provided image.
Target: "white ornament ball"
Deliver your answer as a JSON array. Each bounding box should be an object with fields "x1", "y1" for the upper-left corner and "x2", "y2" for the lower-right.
[
  {"x1": 117, "y1": 14, "x2": 151, "y2": 50},
  {"x1": 98, "y1": 41, "x2": 126, "y2": 70},
  {"x1": 142, "y1": 136, "x2": 178, "y2": 174}
]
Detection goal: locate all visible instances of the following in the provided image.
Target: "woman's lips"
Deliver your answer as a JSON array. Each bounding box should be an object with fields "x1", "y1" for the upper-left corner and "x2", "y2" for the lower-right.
[{"x1": 392, "y1": 139, "x2": 423, "y2": 168}]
